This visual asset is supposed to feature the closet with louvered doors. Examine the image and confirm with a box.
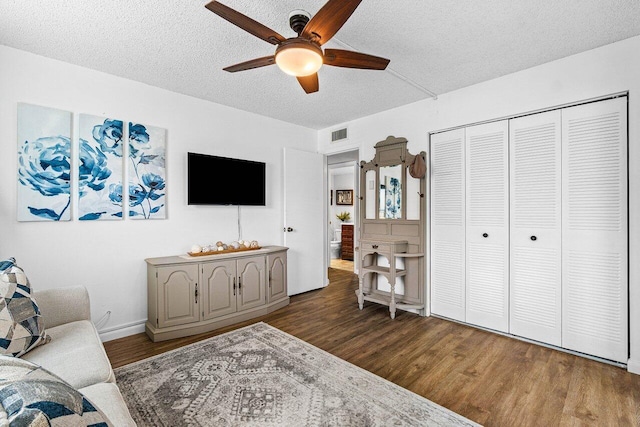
[510,97,628,362]
[430,128,466,322]
[509,110,562,346]
[465,121,510,332]
[561,98,628,363]
[430,96,629,363]
[430,120,510,333]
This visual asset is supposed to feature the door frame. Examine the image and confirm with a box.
[326,149,360,273]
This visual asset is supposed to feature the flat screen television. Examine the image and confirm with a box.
[188,152,266,206]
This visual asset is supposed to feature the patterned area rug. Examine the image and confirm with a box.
[115,322,480,426]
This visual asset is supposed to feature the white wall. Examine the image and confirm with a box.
[318,35,640,374]
[0,46,317,340]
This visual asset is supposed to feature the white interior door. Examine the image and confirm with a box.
[284,147,326,295]
[561,97,628,363]
[430,128,466,321]
[465,120,509,332]
[509,110,562,345]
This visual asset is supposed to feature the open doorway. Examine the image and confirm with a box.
[327,150,359,273]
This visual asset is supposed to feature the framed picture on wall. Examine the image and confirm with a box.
[336,189,353,205]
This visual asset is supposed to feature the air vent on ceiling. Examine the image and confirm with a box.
[331,127,348,143]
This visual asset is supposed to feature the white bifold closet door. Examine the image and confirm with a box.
[465,121,509,332]
[509,110,562,345]
[430,128,466,321]
[561,97,628,363]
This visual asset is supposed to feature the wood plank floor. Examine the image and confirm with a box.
[104,267,640,426]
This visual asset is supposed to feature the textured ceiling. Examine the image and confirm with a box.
[2,1,640,130]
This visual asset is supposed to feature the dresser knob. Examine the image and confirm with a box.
[531,235,537,241]
[482,233,488,238]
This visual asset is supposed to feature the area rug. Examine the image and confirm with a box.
[114,322,480,426]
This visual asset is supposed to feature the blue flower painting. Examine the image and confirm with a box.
[17,104,72,221]
[77,115,124,220]
[385,176,401,219]
[17,107,167,222]
[127,122,166,219]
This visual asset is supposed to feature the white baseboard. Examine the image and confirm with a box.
[627,358,640,375]
[98,320,146,343]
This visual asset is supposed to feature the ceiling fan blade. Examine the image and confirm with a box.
[223,56,276,73]
[323,49,390,70]
[297,73,319,94]
[301,0,362,45]
[205,1,285,45]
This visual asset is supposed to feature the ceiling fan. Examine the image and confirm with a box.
[204,0,390,94]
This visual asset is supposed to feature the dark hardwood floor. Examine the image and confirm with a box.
[104,267,640,426]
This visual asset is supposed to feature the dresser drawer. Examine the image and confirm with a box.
[361,242,390,253]
[360,240,407,254]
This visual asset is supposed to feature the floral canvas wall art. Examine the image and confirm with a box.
[77,115,124,220]
[16,105,167,222]
[17,103,72,222]
[127,122,166,219]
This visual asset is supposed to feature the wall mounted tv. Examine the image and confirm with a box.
[188,152,266,206]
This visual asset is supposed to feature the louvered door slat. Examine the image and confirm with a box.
[430,128,466,321]
[509,110,562,345]
[562,97,628,363]
[465,120,509,332]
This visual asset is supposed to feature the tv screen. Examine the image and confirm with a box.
[188,152,266,206]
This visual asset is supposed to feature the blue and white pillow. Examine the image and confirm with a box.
[0,258,50,357]
[0,355,112,426]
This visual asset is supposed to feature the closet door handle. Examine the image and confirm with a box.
[482,233,488,238]
[530,235,537,241]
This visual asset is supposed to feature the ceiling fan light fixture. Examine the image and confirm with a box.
[275,40,323,77]
[206,0,390,93]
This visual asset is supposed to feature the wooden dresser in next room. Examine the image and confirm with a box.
[341,224,354,260]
